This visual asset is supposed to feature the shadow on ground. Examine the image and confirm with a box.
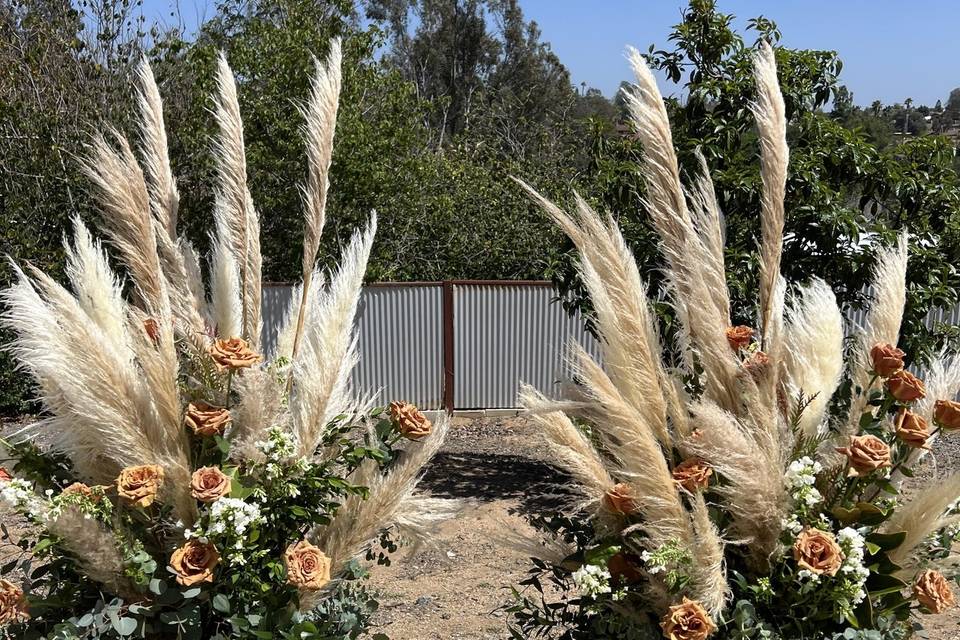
[417,450,576,513]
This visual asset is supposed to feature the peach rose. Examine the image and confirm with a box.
[603,482,639,516]
[184,402,232,438]
[887,369,925,403]
[143,318,160,343]
[895,408,930,449]
[0,468,11,482]
[914,569,956,614]
[116,464,164,508]
[190,467,231,503]
[934,399,960,431]
[743,350,771,382]
[0,579,29,626]
[389,401,432,440]
[284,540,332,590]
[170,540,220,587]
[725,325,754,351]
[870,342,905,377]
[836,434,891,477]
[673,459,713,493]
[659,597,717,640]
[208,337,261,371]
[793,527,843,577]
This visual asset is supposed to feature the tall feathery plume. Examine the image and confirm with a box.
[81,133,170,316]
[883,474,960,576]
[137,60,207,342]
[782,279,845,437]
[289,39,343,382]
[751,41,788,346]
[290,217,376,457]
[622,47,740,413]
[212,54,261,346]
[843,234,909,438]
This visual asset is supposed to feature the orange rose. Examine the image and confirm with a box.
[725,325,754,351]
[389,401,432,440]
[184,402,232,438]
[116,464,164,508]
[607,552,643,587]
[603,482,639,516]
[659,597,717,640]
[835,434,891,477]
[0,579,29,625]
[0,468,11,482]
[743,350,771,382]
[170,540,219,587]
[870,342,905,377]
[793,527,843,577]
[673,459,713,493]
[895,408,930,449]
[914,569,956,614]
[143,318,160,343]
[190,467,231,503]
[284,540,332,590]
[933,399,960,431]
[887,369,925,403]
[208,337,261,371]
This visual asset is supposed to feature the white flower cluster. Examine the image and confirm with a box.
[254,426,307,478]
[572,564,612,599]
[785,457,823,507]
[0,477,46,516]
[208,497,262,538]
[836,527,869,605]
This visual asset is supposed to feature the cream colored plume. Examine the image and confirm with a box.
[212,53,261,347]
[290,39,343,374]
[621,48,739,413]
[883,474,960,575]
[290,216,377,457]
[782,279,845,437]
[751,41,787,347]
[844,234,909,437]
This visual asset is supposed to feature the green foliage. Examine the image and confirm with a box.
[551,0,960,368]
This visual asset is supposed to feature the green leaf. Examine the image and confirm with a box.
[212,593,231,613]
[865,531,907,551]
[181,586,202,599]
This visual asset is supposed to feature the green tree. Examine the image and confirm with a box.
[553,0,960,365]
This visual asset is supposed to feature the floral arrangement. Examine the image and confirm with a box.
[0,40,454,639]
[509,42,960,640]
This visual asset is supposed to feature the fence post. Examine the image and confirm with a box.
[442,280,455,412]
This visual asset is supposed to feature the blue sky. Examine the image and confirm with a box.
[140,0,959,107]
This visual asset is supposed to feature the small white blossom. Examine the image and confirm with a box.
[572,564,612,598]
[208,497,262,538]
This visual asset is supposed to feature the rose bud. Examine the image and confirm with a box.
[835,434,891,477]
[169,540,220,587]
[184,402,232,438]
[743,350,771,382]
[725,325,754,351]
[886,369,925,403]
[0,468,11,482]
[143,318,160,343]
[870,342,905,377]
[934,399,960,431]
[603,482,639,516]
[659,597,717,640]
[895,408,930,449]
[388,401,433,440]
[793,527,843,577]
[190,467,231,503]
[116,464,164,508]
[914,569,956,614]
[284,540,332,590]
[208,337,262,372]
[607,552,643,587]
[672,458,713,493]
[0,579,30,625]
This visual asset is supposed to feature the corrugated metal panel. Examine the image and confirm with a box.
[453,283,601,409]
[261,284,444,409]
[354,285,444,409]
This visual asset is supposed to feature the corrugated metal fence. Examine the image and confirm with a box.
[264,282,960,411]
[262,281,600,410]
